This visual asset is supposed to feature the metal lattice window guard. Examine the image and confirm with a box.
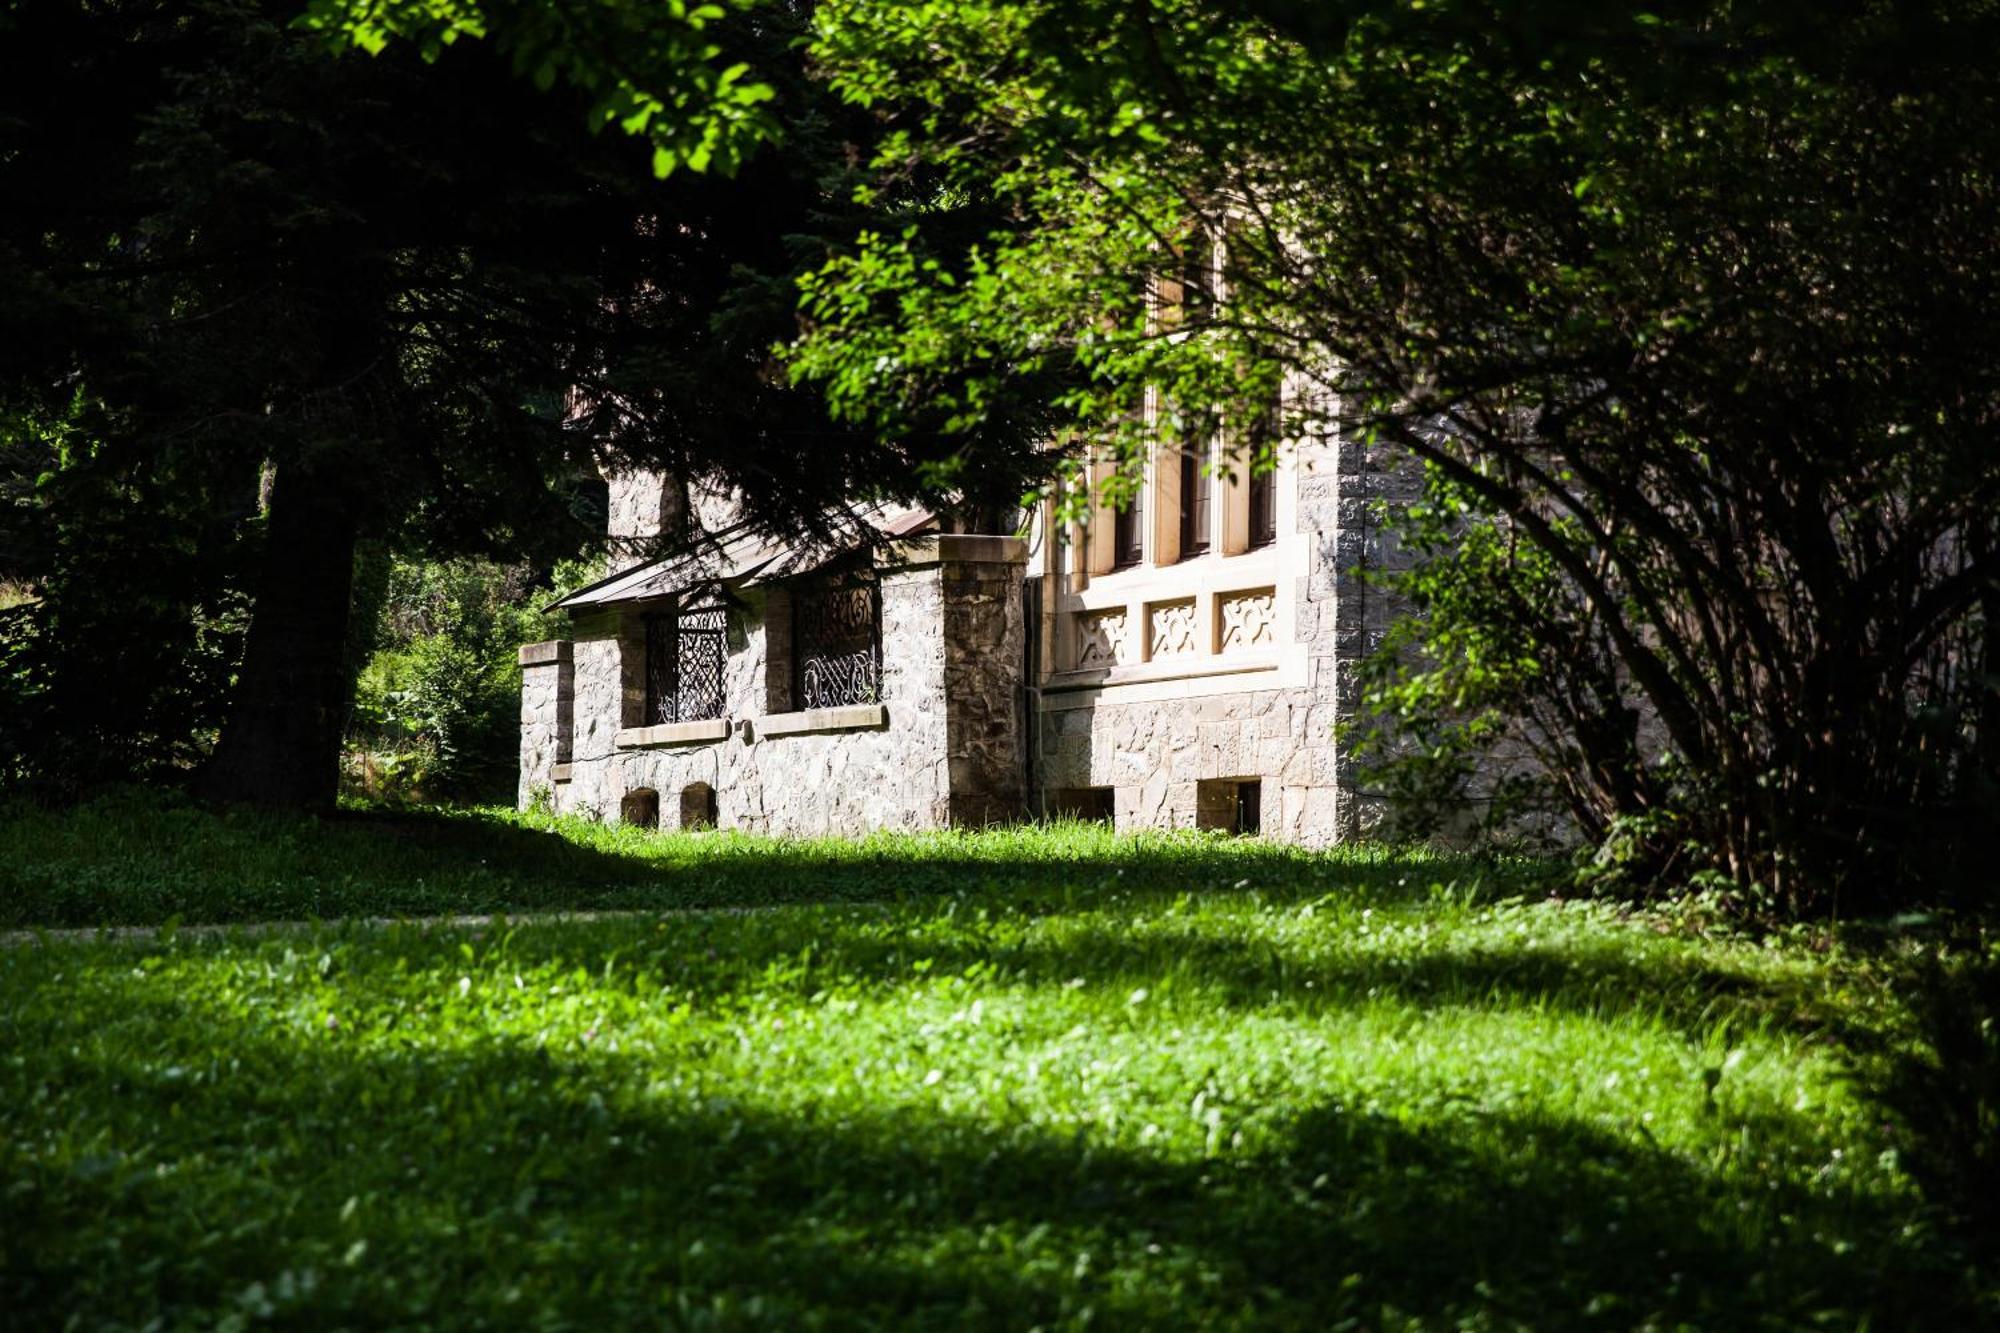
[645,598,729,724]
[792,574,881,710]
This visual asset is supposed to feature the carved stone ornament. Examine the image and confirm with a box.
[1149,599,1198,657]
[1218,589,1277,652]
[1076,609,1130,667]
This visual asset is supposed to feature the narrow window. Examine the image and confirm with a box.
[1196,778,1262,834]
[1153,225,1215,330]
[1246,396,1280,550]
[1180,227,1215,327]
[644,614,675,722]
[1179,435,1213,558]
[1112,482,1145,569]
[1051,787,1115,822]
[1247,470,1276,550]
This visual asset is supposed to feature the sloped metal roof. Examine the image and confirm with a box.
[550,504,936,611]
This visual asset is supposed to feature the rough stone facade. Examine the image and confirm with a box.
[523,426,1408,843]
[521,536,1026,836]
[516,639,573,805]
[1026,428,1404,846]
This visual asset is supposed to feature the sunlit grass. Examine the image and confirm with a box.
[0,799,1977,1328]
[0,790,1513,929]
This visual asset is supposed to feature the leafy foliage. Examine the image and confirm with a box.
[788,0,2000,913]
[343,556,595,803]
[298,0,779,177]
[0,396,256,793]
[0,0,1070,807]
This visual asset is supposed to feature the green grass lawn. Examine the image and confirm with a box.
[0,799,1983,1329]
[0,790,1452,930]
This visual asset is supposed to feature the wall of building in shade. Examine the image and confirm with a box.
[521,536,1029,837]
[520,425,1416,845]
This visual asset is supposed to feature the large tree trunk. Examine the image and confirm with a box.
[199,461,359,810]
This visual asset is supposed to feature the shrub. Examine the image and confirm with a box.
[1874,930,2000,1239]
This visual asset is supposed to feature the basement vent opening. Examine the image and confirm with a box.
[1049,787,1115,823]
[620,788,660,830]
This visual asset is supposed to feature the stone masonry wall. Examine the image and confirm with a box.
[1033,429,1411,846]
[525,435,1427,846]
[516,640,573,808]
[605,468,679,546]
[518,537,1029,836]
[941,539,1029,826]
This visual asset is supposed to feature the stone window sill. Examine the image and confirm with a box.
[551,762,574,783]
[1063,546,1281,612]
[1043,652,1282,694]
[755,703,888,737]
[615,718,733,749]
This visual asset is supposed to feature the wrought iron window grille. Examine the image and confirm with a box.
[644,596,729,725]
[792,574,882,710]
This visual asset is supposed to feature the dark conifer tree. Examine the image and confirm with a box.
[0,0,1054,807]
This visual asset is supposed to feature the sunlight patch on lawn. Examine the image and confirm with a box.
[0,856,1942,1329]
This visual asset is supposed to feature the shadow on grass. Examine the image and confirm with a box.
[3,983,1961,1331]
[732,917,1878,1051]
[0,794,1545,929]
[269,896,1869,1060]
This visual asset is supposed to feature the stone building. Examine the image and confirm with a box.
[517,401,1410,845]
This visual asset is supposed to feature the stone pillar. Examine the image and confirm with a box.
[876,557,952,828]
[937,535,1030,826]
[517,639,573,809]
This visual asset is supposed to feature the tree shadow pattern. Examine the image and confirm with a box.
[1,936,1967,1330]
[1,800,1541,928]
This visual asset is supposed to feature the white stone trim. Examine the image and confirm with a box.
[615,718,734,749]
[1039,647,1307,708]
[1058,546,1281,613]
[754,703,889,737]
[881,533,1029,568]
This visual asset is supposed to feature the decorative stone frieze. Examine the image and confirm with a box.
[1076,609,1130,667]
[1148,598,1198,658]
[1218,588,1277,652]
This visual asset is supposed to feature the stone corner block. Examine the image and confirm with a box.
[518,639,573,667]
[937,534,1029,566]
[876,533,1031,573]
[875,536,940,571]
